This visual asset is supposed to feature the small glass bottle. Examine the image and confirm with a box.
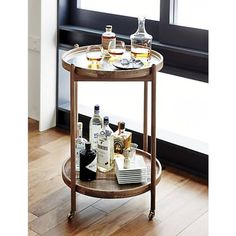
[80,142,97,181]
[89,105,102,151]
[97,116,114,172]
[75,122,87,172]
[113,121,132,154]
[102,25,116,53]
[130,16,153,62]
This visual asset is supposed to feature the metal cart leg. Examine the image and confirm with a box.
[149,64,157,221]
[68,64,77,220]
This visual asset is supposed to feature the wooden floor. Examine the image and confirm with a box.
[28,118,208,236]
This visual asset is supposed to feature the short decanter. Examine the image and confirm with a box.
[102,25,116,53]
[97,116,114,172]
[130,16,153,62]
[75,122,87,172]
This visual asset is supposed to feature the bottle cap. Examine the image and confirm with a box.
[94,104,100,111]
[104,116,109,125]
[119,121,125,130]
[85,142,91,150]
[106,25,112,31]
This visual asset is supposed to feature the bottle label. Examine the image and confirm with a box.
[124,132,132,149]
[102,36,116,50]
[85,155,97,173]
[91,125,101,150]
[75,140,85,171]
[97,137,111,169]
[114,137,125,154]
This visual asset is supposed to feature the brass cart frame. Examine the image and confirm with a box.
[61,45,163,220]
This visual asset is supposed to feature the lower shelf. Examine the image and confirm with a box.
[62,149,162,199]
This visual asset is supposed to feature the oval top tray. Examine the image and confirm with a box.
[61,45,163,81]
[62,149,162,199]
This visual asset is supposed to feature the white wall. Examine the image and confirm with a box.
[39,0,57,131]
[28,0,57,131]
[28,0,41,121]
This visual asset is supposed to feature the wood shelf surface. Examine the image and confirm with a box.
[62,149,162,199]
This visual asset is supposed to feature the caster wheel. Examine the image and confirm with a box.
[67,211,75,221]
[148,210,155,221]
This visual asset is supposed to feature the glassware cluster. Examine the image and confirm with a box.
[86,17,153,67]
[77,104,139,181]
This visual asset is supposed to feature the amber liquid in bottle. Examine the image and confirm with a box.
[113,122,132,154]
[102,25,116,51]
[131,47,150,59]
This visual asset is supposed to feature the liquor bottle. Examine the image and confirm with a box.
[80,142,97,181]
[130,16,152,62]
[75,122,87,172]
[102,25,116,53]
[89,105,102,151]
[113,121,132,154]
[97,116,114,172]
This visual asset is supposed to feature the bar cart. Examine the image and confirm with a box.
[61,45,163,220]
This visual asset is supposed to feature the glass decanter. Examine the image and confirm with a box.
[130,16,153,62]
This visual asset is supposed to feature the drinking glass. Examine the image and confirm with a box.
[86,45,104,68]
[108,40,126,61]
[130,143,138,164]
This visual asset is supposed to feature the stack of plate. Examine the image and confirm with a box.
[115,156,147,184]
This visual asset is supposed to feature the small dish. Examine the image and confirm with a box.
[112,58,144,70]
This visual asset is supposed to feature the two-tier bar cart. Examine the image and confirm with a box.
[61,45,163,220]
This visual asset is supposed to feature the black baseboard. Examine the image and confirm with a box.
[57,108,208,179]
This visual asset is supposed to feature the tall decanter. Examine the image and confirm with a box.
[130,16,152,62]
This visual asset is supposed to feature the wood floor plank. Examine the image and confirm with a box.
[110,228,130,236]
[28,229,39,236]
[115,179,207,236]
[29,186,71,217]
[77,192,150,236]
[76,169,190,236]
[92,197,131,213]
[29,173,65,207]
[111,213,161,236]
[41,206,106,236]
[28,147,50,162]
[30,194,100,235]
[142,182,208,236]
[28,212,38,223]
[29,128,67,152]
[28,144,70,206]
[152,179,208,221]
[28,118,39,132]
[41,135,70,153]
[177,212,208,236]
